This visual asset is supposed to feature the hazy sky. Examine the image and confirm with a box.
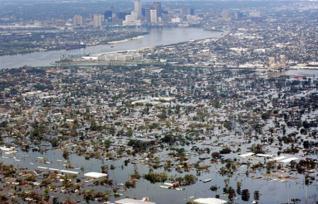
[0,0,289,2]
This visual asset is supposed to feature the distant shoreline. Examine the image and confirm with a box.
[0,27,221,69]
[107,35,145,45]
[0,32,148,57]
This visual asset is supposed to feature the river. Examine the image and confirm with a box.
[0,27,224,69]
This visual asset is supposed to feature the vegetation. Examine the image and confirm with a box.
[175,174,197,186]
[144,172,168,183]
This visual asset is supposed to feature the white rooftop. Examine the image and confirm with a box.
[270,156,286,161]
[115,198,156,204]
[239,152,254,158]
[37,166,79,175]
[193,198,227,204]
[280,157,298,163]
[0,146,15,152]
[84,172,107,179]
[256,153,273,158]
[60,169,79,175]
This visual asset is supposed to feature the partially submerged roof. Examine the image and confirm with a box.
[239,152,254,158]
[115,198,156,204]
[0,146,15,152]
[256,153,273,158]
[270,156,286,161]
[84,172,107,179]
[60,169,79,175]
[37,166,79,175]
[280,157,298,163]
[193,198,227,204]
[269,156,298,163]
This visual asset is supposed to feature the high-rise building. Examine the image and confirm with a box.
[73,15,83,27]
[152,2,162,17]
[117,12,129,20]
[142,8,146,18]
[189,8,195,15]
[104,10,113,22]
[150,9,158,24]
[123,0,142,26]
[182,7,193,16]
[144,7,151,23]
[92,14,104,28]
[134,0,142,20]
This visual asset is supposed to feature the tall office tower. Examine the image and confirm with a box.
[144,7,151,23]
[73,15,83,27]
[92,14,104,28]
[153,2,162,17]
[142,8,146,18]
[117,12,129,20]
[134,0,142,20]
[150,9,158,24]
[189,8,195,15]
[104,10,113,22]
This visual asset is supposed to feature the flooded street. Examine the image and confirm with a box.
[1,68,317,204]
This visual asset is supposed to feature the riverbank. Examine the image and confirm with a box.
[0,27,223,69]
[0,31,149,57]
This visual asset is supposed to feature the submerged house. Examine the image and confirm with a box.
[115,198,156,204]
[190,197,227,204]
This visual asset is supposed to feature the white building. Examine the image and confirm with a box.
[97,51,143,64]
[150,9,158,24]
[134,0,142,19]
[171,17,181,24]
[123,12,142,26]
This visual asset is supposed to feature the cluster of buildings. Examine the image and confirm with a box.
[139,8,318,71]
[123,0,162,26]
[0,63,317,203]
[73,14,105,28]
[76,50,145,65]
[71,0,200,28]
[0,0,317,203]
[72,0,160,28]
